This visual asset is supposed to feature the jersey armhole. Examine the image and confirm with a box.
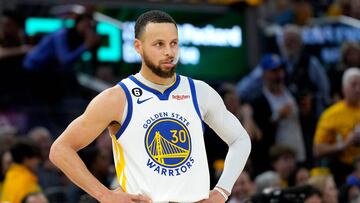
[115,82,133,139]
[188,78,205,132]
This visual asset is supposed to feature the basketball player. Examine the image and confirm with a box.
[49,10,251,203]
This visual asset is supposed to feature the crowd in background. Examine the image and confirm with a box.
[0,0,360,203]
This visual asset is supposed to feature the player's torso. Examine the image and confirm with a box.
[112,75,210,202]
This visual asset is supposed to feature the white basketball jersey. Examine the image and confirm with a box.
[111,74,210,202]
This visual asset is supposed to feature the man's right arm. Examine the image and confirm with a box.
[313,111,359,158]
[49,86,151,203]
[313,112,339,158]
[314,133,360,157]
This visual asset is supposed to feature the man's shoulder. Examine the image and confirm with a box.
[321,101,347,118]
[93,85,125,105]
[104,85,125,97]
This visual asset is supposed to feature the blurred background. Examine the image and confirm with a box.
[0,0,360,203]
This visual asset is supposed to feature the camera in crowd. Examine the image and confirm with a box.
[246,185,321,203]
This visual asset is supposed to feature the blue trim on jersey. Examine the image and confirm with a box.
[116,82,133,139]
[129,74,181,100]
[188,78,205,132]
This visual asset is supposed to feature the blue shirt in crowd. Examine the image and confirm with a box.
[23,29,87,71]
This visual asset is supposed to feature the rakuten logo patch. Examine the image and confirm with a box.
[172,95,190,100]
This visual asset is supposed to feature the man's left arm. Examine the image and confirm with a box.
[195,81,251,199]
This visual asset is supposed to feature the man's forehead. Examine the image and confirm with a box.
[351,76,360,82]
[142,22,178,38]
[145,22,176,28]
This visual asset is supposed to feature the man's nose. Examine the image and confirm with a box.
[164,45,175,57]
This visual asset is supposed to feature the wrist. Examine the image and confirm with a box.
[214,186,229,201]
[97,188,113,202]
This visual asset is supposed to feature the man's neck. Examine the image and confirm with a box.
[345,99,360,108]
[140,66,175,85]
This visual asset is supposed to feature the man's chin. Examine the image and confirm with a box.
[160,68,176,78]
[149,67,176,79]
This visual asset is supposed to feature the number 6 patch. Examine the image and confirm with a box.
[131,88,143,97]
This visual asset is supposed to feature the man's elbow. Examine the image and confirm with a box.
[244,135,252,155]
[49,141,63,166]
[232,134,252,155]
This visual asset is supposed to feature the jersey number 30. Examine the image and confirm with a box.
[170,130,187,143]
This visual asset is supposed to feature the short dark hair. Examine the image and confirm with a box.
[270,144,296,163]
[134,10,177,39]
[10,138,41,164]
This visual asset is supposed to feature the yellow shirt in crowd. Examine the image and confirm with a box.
[1,163,41,203]
[314,101,360,165]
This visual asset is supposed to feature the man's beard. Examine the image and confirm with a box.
[143,52,176,78]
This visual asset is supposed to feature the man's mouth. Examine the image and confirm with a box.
[161,59,176,67]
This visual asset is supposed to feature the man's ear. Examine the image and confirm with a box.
[134,39,142,55]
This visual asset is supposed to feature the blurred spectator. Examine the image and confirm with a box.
[293,0,313,25]
[21,192,49,203]
[0,10,31,105]
[248,184,322,203]
[66,146,111,203]
[0,150,12,198]
[298,90,317,167]
[249,54,305,175]
[228,169,255,203]
[339,183,360,203]
[278,24,331,118]
[350,0,360,20]
[339,42,360,72]
[313,67,360,186]
[0,10,29,59]
[238,24,331,118]
[23,12,100,102]
[347,156,360,188]
[23,13,99,71]
[218,83,262,141]
[302,186,322,203]
[258,0,295,26]
[259,0,311,26]
[254,170,281,194]
[1,138,42,203]
[95,129,113,160]
[28,127,52,159]
[329,42,360,101]
[291,166,311,187]
[307,175,338,203]
[0,150,12,179]
[0,115,17,151]
[270,144,297,188]
[205,83,260,186]
[327,0,351,17]
[28,127,64,189]
[236,62,263,103]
